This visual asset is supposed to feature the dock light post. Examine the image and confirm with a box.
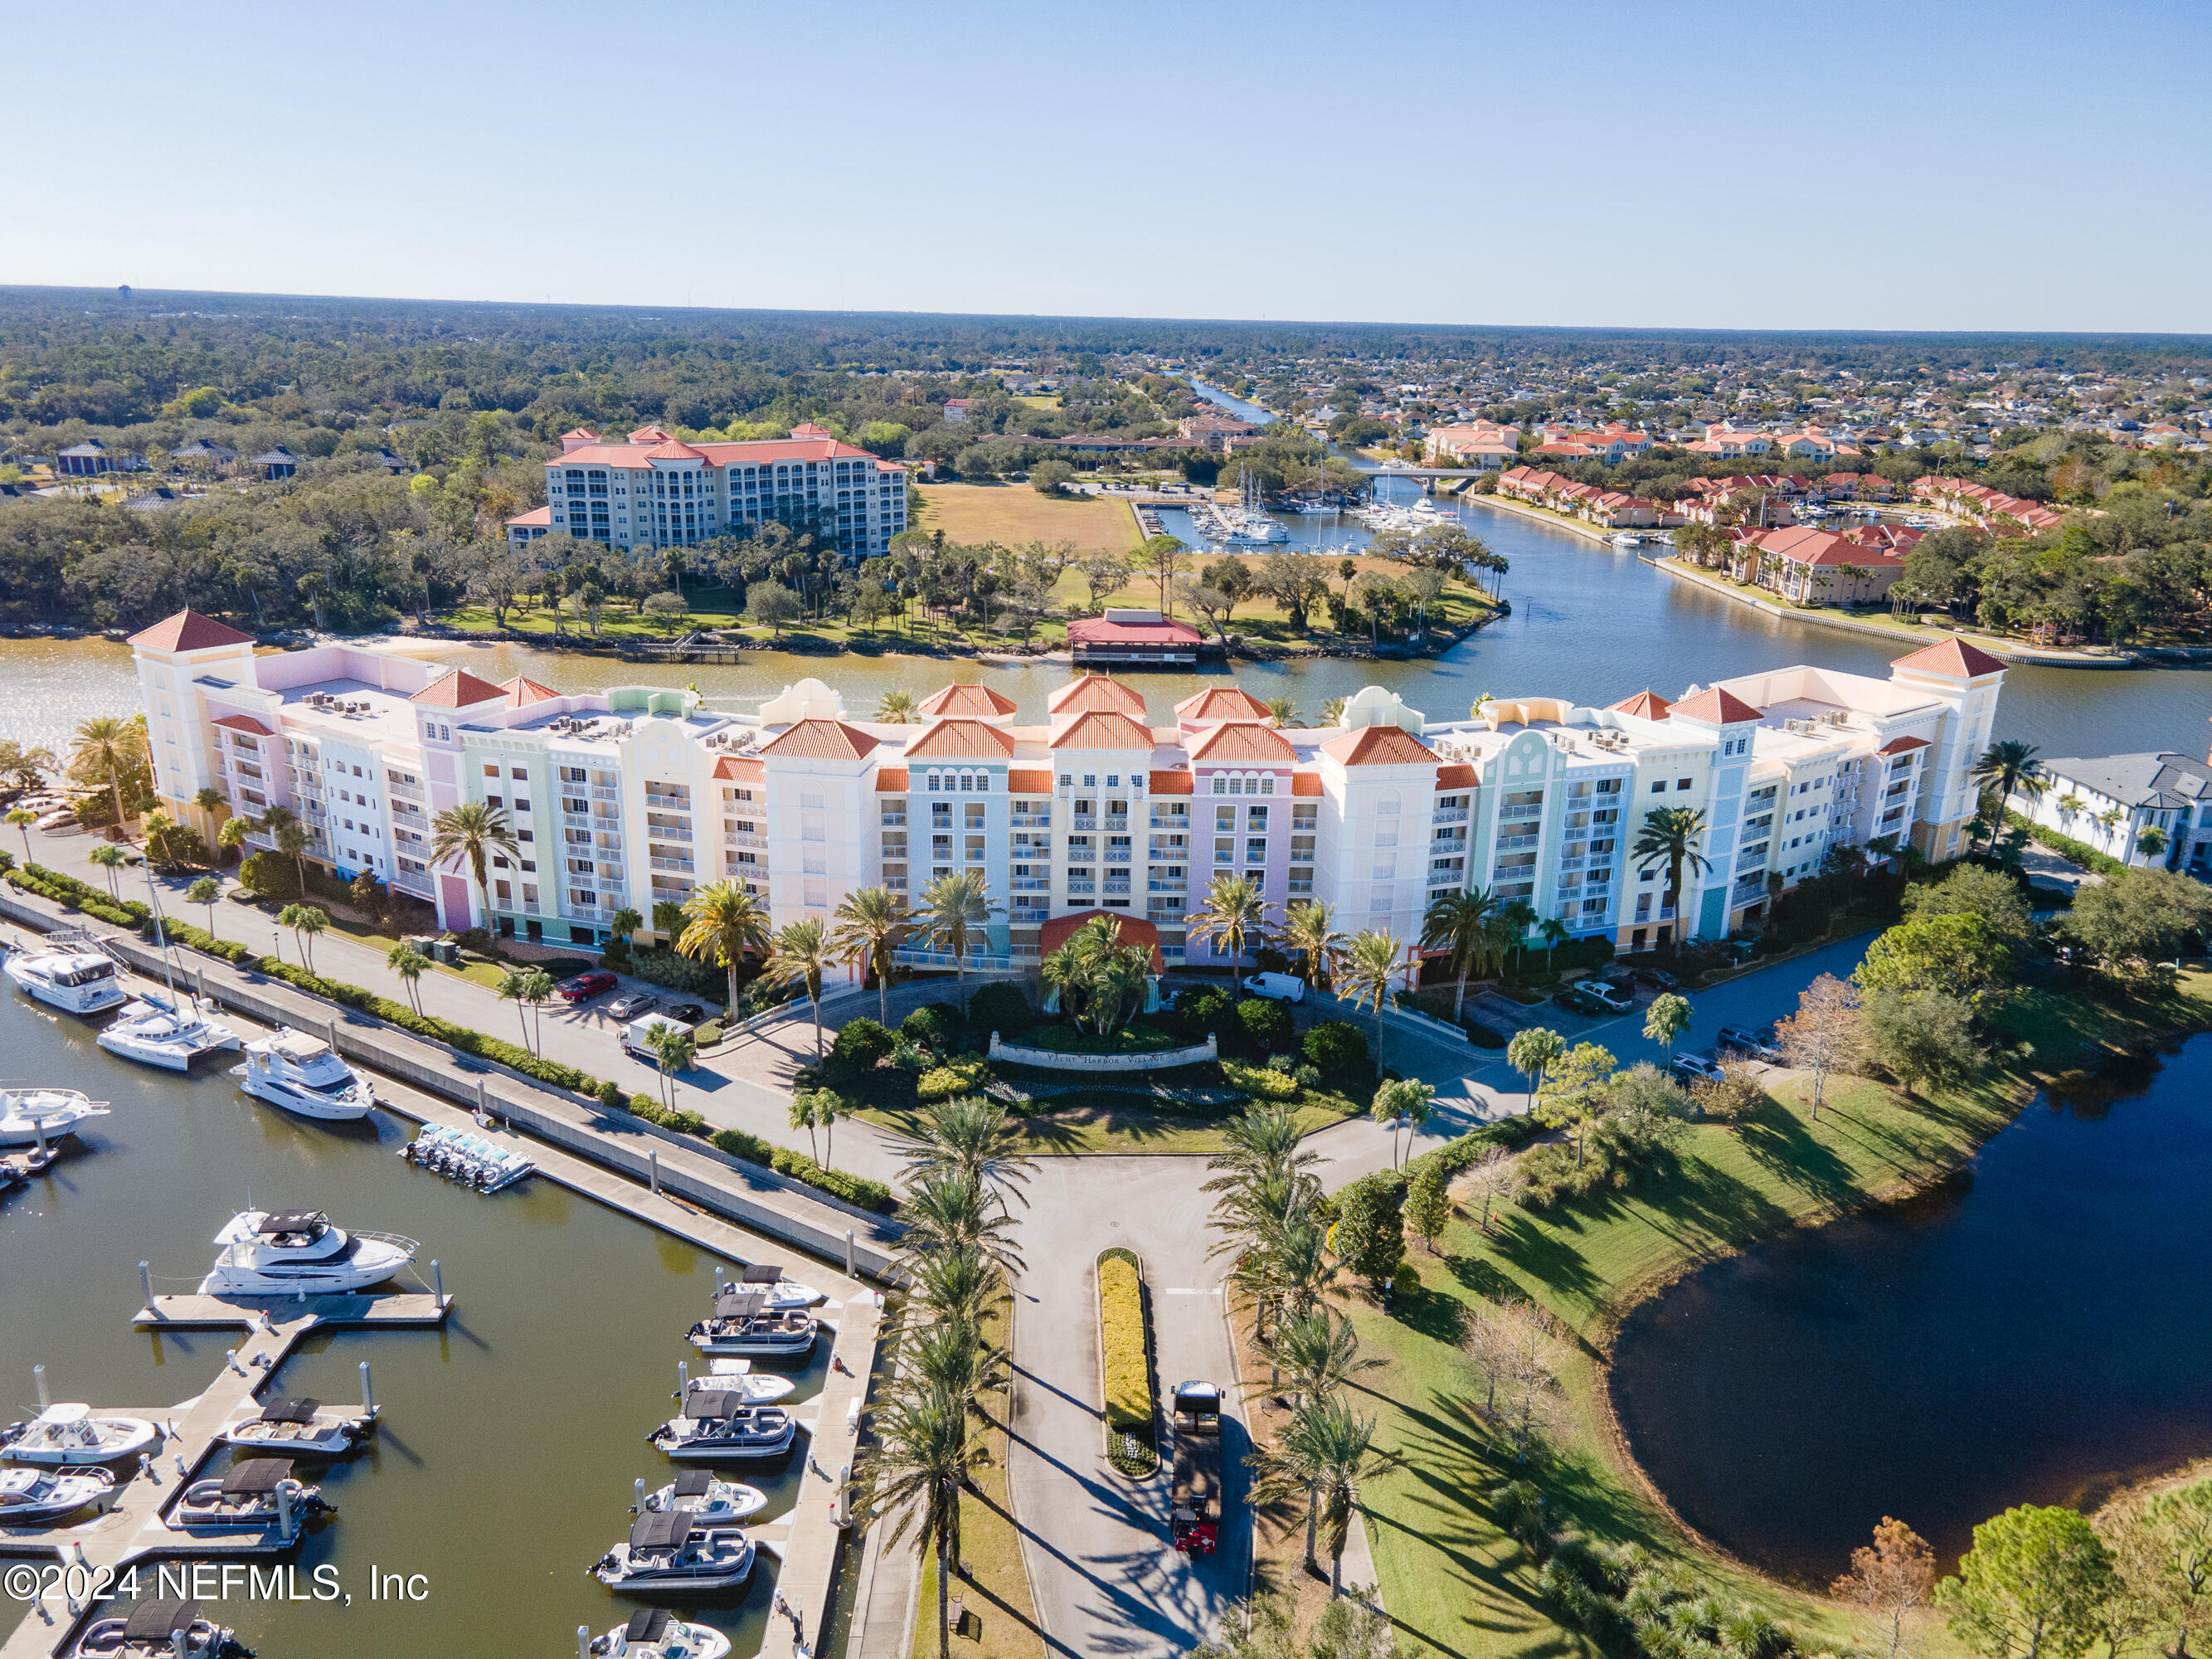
[34,1365,49,1410]
[33,1113,46,1159]
[359,1361,373,1415]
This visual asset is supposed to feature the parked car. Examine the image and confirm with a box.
[1717,1024,1781,1063]
[557,970,617,1004]
[607,991,659,1022]
[665,1002,707,1025]
[1671,1053,1726,1085]
[1636,966,1680,991]
[1242,972,1306,1003]
[1581,979,1635,1014]
[1553,985,1606,1017]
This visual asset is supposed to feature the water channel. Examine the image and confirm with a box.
[0,989,811,1656]
[1607,1032,2212,1585]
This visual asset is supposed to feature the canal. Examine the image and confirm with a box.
[0,989,814,1656]
[1607,1032,2212,1585]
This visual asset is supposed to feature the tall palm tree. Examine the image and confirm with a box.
[831,884,908,1028]
[1539,917,1570,971]
[1282,1396,1402,1596]
[5,806,35,865]
[429,800,518,928]
[678,880,772,1013]
[258,805,312,898]
[1320,696,1348,727]
[763,917,835,1058]
[1339,930,1403,1068]
[1420,887,1496,1023]
[1971,740,2047,845]
[608,906,644,945]
[897,1170,1026,1277]
[1263,696,1298,728]
[876,689,916,723]
[1259,1309,1383,1412]
[903,1241,1003,1329]
[853,1379,989,1659]
[1192,872,1270,985]
[386,941,428,1014]
[916,870,999,1019]
[522,968,556,1053]
[1505,1026,1564,1117]
[72,715,140,833]
[497,968,535,1052]
[1280,899,1346,995]
[1631,806,1711,956]
[187,876,221,941]
[2055,791,2085,832]
[216,815,251,866]
[88,843,124,899]
[888,1095,1036,1205]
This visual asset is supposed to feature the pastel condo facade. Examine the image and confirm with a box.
[129,611,2003,961]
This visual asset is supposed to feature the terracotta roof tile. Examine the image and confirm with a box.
[211,714,273,737]
[904,718,1016,761]
[1048,711,1154,752]
[1008,769,1055,793]
[1048,675,1148,718]
[876,767,909,791]
[1149,770,1194,795]
[500,674,562,708]
[1611,689,1673,719]
[1038,908,1164,972]
[1291,772,1323,796]
[1890,637,2007,679]
[1319,726,1438,766]
[1435,763,1475,789]
[1174,687,1272,721]
[128,608,255,653]
[917,683,1018,718]
[410,669,508,708]
[713,755,764,783]
[759,718,881,761]
[1670,686,1764,725]
[1189,722,1298,765]
[1877,736,1930,756]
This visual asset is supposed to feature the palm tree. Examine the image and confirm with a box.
[876,689,916,723]
[192,785,226,829]
[187,876,221,939]
[1320,696,1348,727]
[608,907,644,946]
[386,942,428,1014]
[888,1096,1036,1206]
[648,1020,696,1112]
[790,1087,830,1163]
[1339,930,1402,1068]
[1971,740,2048,834]
[1420,887,1496,1023]
[1632,806,1711,956]
[906,1320,1005,1424]
[2135,824,2171,864]
[72,715,139,833]
[1293,1396,1401,1596]
[5,806,35,865]
[522,968,556,1053]
[1191,872,1271,985]
[261,807,311,898]
[763,917,835,1058]
[1263,696,1298,728]
[1280,899,1346,995]
[497,968,535,1052]
[903,1241,1003,1328]
[897,1171,1026,1276]
[1505,1026,1564,1117]
[428,800,519,930]
[1538,917,1570,972]
[831,884,908,1028]
[216,815,251,866]
[1643,992,1692,1059]
[1259,1308,1383,1412]
[2055,791,2085,832]
[915,871,999,1019]
[853,1380,989,1659]
[678,880,772,1013]
[88,842,124,899]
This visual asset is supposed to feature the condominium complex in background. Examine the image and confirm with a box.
[129,610,2004,969]
[503,423,909,555]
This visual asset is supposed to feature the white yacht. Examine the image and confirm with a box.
[592,1515,755,1593]
[97,995,241,1071]
[685,1358,794,1408]
[172,1457,328,1531]
[716,1263,824,1311]
[70,1599,240,1659]
[685,1292,818,1360]
[3,945,126,1016]
[0,1465,113,1525]
[641,1469,767,1525]
[0,1088,111,1147]
[586,1608,732,1659]
[649,1397,796,1462]
[231,1028,374,1121]
[0,1404,160,1467]
[198,1209,418,1297]
[217,1395,377,1457]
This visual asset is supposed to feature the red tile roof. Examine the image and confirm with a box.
[1048,711,1155,752]
[500,675,562,708]
[1890,637,2007,679]
[560,427,599,442]
[875,767,909,792]
[1048,675,1148,718]
[1066,615,1205,645]
[1008,769,1055,793]
[1291,772,1323,796]
[1189,722,1298,765]
[1174,687,1272,722]
[1319,726,1438,766]
[505,505,553,527]
[1149,770,1194,795]
[552,432,883,470]
[904,718,1017,761]
[1670,687,1764,726]
[917,683,1018,718]
[1611,689,1673,720]
[713,755,764,784]
[1037,908,1164,972]
[410,669,508,708]
[1754,526,1900,568]
[759,718,881,760]
[129,608,255,653]
[1876,737,1930,756]
[1435,763,1476,789]
[211,713,273,737]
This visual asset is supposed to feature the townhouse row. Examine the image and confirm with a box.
[129,610,2005,969]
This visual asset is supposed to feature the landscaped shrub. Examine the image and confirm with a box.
[828,1016,895,1076]
[597,1079,625,1111]
[1234,995,1294,1054]
[965,981,1033,1039]
[620,945,724,1001]
[1096,1247,1155,1474]
[692,1019,724,1046]
[901,1003,962,1053]
[152,917,256,965]
[1465,1020,1508,1049]
[2007,810,2131,878]
[1402,1114,1544,1190]
[8,865,143,928]
[236,850,300,900]
[1219,1058,1300,1101]
[1302,1019,1369,1076]
[1172,984,1232,1039]
[1333,1171,1407,1290]
[916,1058,990,1101]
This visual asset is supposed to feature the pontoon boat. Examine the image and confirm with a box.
[172,1457,327,1531]
[684,1292,817,1360]
[217,1396,377,1458]
[649,1396,796,1462]
[585,1608,732,1659]
[591,1514,755,1593]
[70,1599,242,1657]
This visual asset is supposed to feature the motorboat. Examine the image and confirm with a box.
[0,1404,160,1467]
[649,1396,796,1462]
[685,1358,795,1408]
[231,1028,374,1121]
[197,1209,418,1297]
[0,1465,112,1525]
[97,995,240,1071]
[1610,533,1641,548]
[591,1514,755,1593]
[0,1087,111,1147]
[172,1457,328,1531]
[217,1396,377,1458]
[684,1292,818,1360]
[641,1469,767,1525]
[3,945,126,1015]
[400,1123,535,1192]
[714,1262,824,1311]
[586,1608,732,1659]
[70,1599,242,1658]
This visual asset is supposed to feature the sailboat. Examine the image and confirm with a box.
[96,868,238,1070]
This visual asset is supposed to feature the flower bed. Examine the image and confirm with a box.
[1096,1247,1157,1477]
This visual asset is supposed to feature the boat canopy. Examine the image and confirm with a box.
[221,1459,293,1494]
[259,1210,324,1236]
[738,1265,785,1284]
[123,1601,200,1641]
[683,1391,742,1419]
[626,1609,673,1641]
[712,1291,769,1320]
[258,1398,320,1423]
[673,1470,716,1497]
[630,1511,693,1551]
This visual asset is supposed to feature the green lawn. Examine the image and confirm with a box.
[853,1086,1361,1156]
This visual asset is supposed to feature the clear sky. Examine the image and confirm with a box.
[12,0,2208,333]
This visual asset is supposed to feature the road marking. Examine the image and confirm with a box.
[1160,1287,1222,1296]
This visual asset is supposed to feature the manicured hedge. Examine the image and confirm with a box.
[1403,1113,1546,1188]
[708,1126,894,1214]
[1096,1247,1156,1476]
[2006,810,2131,878]
[11,864,146,928]
[1218,1058,1300,1101]
[916,1058,990,1101]
[149,918,257,965]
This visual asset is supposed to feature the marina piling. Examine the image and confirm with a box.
[431,1259,443,1303]
[360,1360,372,1414]
[845,1230,854,1277]
[634,1477,645,1512]
[678,1361,688,1394]
[32,1365,47,1410]
[139,1262,152,1306]
[649,1150,659,1194]
[578,1628,592,1659]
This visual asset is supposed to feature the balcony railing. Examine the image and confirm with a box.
[1104,880,1131,897]
[391,869,435,898]
[1009,878,1050,892]
[1071,815,1097,830]
[1148,815,1185,830]
[1432,806,1469,823]
[881,813,907,827]
[1103,816,1128,831]
[727,831,767,849]
[591,786,620,801]
[894,946,1014,971]
[1501,805,1544,821]
[1428,871,1462,888]
[650,856,695,873]
[1286,879,1314,896]
[1010,813,1050,828]
[646,824,692,842]
[1496,833,1539,850]
[1148,878,1186,893]
[1066,880,1096,896]
[1105,849,1131,863]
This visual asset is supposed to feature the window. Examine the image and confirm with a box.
[1212,776,1226,795]
[1650,781,1665,794]
[484,764,499,778]
[1677,777,1693,791]
[511,766,527,780]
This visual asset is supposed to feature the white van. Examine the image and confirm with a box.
[622,1011,695,1061]
[1242,972,1306,1004]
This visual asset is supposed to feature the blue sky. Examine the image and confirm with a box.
[12,0,2208,333]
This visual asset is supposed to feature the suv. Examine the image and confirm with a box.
[1671,1053,1726,1085]
[557,970,617,1004]
[1581,979,1635,1014]
[1717,1024,1781,1063]
[1553,985,1607,1017]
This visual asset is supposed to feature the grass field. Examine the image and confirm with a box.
[912,483,1142,556]
[853,1087,1361,1156]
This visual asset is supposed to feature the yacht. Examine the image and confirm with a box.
[3,944,126,1016]
[686,1358,795,1408]
[0,1404,160,1467]
[97,995,241,1071]
[586,1608,732,1659]
[0,1465,113,1525]
[70,1600,241,1658]
[591,1514,755,1593]
[0,1088,111,1147]
[649,1397,797,1462]
[685,1292,818,1360]
[716,1263,824,1311]
[1610,532,1642,549]
[231,1028,375,1121]
[218,1395,377,1458]
[172,1457,328,1531]
[400,1123,535,1192]
[641,1469,767,1525]
[198,1209,418,1297]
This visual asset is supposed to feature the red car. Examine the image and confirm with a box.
[557,970,617,1004]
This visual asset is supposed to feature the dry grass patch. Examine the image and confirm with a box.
[912,484,1140,555]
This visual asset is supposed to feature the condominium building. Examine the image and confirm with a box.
[505,423,908,556]
[129,611,2004,963]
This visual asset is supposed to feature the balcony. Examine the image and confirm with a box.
[562,811,595,829]
[881,813,907,827]
[645,793,691,811]
[1148,815,1185,830]
[1010,813,1050,828]
[1286,879,1314,896]
[966,849,986,864]
[591,786,620,801]
[391,869,435,898]
[231,761,264,781]
[1147,878,1186,893]
[1558,856,1586,871]
[1066,880,1096,896]
[1432,805,1470,824]
[1501,805,1544,821]
[885,878,907,893]
[1071,815,1097,831]
[728,831,768,849]
[1245,850,1266,864]
[1105,849,1132,864]
[646,824,692,843]
[1213,852,1233,865]
[1496,833,1539,851]
[1428,871,1463,888]
[1009,878,1050,892]
[1104,816,1128,831]
[1104,880,1132,897]
[387,778,425,803]
[650,856,695,874]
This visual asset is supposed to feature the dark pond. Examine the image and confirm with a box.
[1607,1032,2212,1584]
